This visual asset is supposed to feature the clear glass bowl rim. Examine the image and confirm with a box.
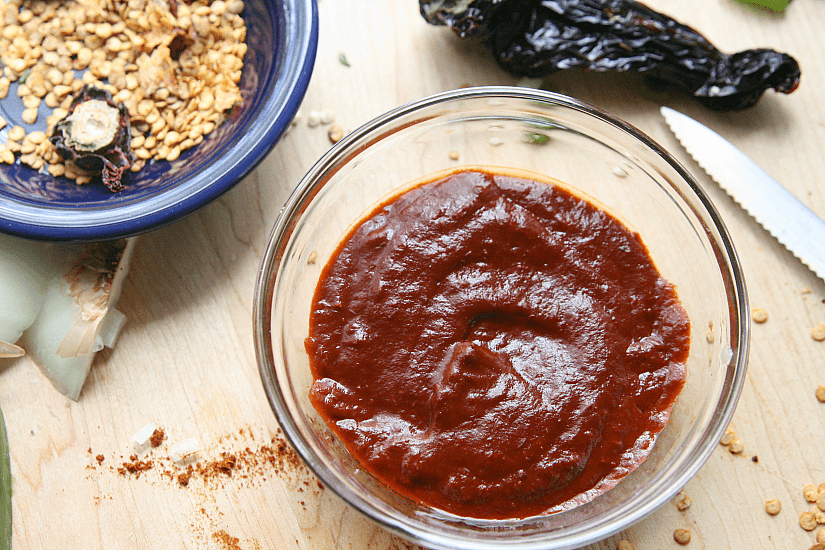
[253,86,750,550]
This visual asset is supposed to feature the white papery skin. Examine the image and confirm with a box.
[0,234,134,399]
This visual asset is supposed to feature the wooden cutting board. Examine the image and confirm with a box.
[2,0,825,548]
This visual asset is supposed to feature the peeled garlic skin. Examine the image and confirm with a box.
[0,235,53,345]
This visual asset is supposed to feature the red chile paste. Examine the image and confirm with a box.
[306,168,689,519]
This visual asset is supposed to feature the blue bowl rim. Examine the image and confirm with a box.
[0,0,319,242]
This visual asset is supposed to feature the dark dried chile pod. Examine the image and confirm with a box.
[420,0,800,110]
[50,85,136,192]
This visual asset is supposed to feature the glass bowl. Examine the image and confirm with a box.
[0,0,318,242]
[254,87,749,550]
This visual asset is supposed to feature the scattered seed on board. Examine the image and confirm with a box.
[729,438,744,454]
[449,150,459,160]
[489,137,504,146]
[617,540,634,550]
[720,428,736,446]
[612,165,628,178]
[801,511,818,531]
[812,324,825,342]
[752,308,768,323]
[673,528,691,545]
[307,111,321,127]
[307,251,318,265]
[328,125,343,144]
[765,499,781,515]
[817,386,825,403]
[804,484,819,503]
[320,109,335,124]
[676,494,692,511]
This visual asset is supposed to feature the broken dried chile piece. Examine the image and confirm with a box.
[163,0,199,60]
[168,29,195,61]
[420,0,801,110]
[50,85,136,192]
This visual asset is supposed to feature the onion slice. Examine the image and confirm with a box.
[0,235,52,346]
[0,234,137,400]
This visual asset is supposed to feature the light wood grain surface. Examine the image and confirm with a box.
[2,0,825,548]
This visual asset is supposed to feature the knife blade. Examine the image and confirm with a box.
[661,106,825,283]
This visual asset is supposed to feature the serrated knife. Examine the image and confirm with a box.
[661,106,825,283]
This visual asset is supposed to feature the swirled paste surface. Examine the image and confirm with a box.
[307,168,689,519]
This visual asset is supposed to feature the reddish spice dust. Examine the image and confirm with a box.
[149,428,166,448]
[88,428,315,550]
[212,530,242,550]
[210,453,238,476]
[177,466,193,487]
[167,439,306,486]
[118,454,153,478]
[94,429,312,489]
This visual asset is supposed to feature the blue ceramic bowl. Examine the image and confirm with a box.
[0,0,318,242]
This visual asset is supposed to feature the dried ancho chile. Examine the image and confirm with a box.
[50,85,136,192]
[420,0,801,110]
